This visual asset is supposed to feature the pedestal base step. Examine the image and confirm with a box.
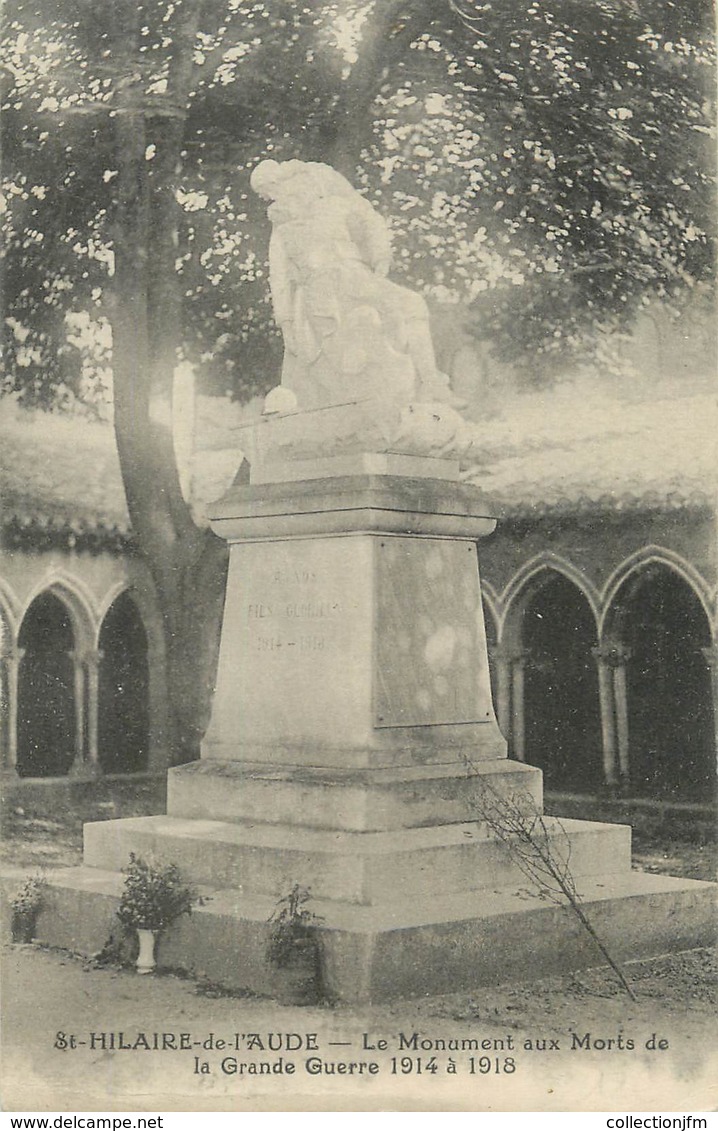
[168,758,543,832]
[12,866,716,1004]
[83,813,631,904]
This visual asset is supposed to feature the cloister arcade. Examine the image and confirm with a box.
[1,544,715,802]
[0,572,162,779]
[482,545,716,801]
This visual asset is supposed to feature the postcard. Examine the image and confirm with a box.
[1,0,715,1114]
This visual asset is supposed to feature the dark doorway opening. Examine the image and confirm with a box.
[616,568,715,801]
[17,593,76,777]
[522,573,602,790]
[99,592,149,774]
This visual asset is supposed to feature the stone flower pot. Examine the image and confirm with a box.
[135,928,158,974]
[271,939,321,1006]
[11,910,37,944]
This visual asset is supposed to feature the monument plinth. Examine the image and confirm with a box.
[26,159,716,1002]
[34,452,716,1002]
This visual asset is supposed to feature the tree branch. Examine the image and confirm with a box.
[463,758,637,999]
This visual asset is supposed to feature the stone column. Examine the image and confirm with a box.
[1,645,23,776]
[487,644,529,759]
[593,645,617,786]
[491,643,514,742]
[510,651,528,763]
[84,649,102,774]
[69,650,88,777]
[593,643,631,788]
[611,646,632,783]
[701,643,718,746]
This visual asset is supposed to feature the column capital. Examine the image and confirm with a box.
[701,644,718,668]
[1,645,25,666]
[592,642,631,668]
[70,648,103,667]
[491,643,529,666]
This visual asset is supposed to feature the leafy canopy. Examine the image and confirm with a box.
[2,0,715,411]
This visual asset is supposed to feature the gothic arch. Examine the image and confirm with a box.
[501,554,601,646]
[97,576,167,771]
[97,578,165,661]
[600,554,715,800]
[17,591,78,777]
[21,571,98,655]
[98,590,150,774]
[601,546,714,640]
[97,579,134,629]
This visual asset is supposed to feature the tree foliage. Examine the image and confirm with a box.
[2,0,715,410]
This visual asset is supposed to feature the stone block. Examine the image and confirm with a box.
[167,758,544,831]
[82,814,631,905]
[204,529,505,765]
[24,867,717,1004]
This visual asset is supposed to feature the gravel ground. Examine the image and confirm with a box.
[1,800,716,1112]
[2,939,716,1112]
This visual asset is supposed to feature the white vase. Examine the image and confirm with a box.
[136,928,158,974]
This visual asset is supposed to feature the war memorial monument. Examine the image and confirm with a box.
[34,160,716,1003]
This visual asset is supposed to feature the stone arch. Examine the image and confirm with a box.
[98,590,150,774]
[601,546,714,640]
[98,576,168,772]
[602,559,715,800]
[22,571,98,656]
[501,553,601,646]
[96,579,135,643]
[102,578,165,663]
[17,591,78,777]
[501,561,603,790]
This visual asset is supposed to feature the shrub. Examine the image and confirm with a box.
[266,884,321,968]
[117,853,196,933]
[10,874,46,917]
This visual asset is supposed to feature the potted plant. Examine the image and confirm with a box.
[9,874,46,943]
[117,854,196,974]
[266,884,322,1005]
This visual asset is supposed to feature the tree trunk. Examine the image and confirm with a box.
[109,0,227,765]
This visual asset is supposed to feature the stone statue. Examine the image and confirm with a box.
[251,158,458,411]
[249,158,470,463]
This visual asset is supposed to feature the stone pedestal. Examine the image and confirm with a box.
[203,465,505,767]
[26,458,717,1002]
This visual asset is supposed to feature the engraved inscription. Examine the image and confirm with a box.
[254,634,325,653]
[284,601,339,619]
[272,568,317,584]
[247,565,339,655]
[232,536,371,745]
[248,604,274,619]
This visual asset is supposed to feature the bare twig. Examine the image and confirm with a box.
[464,757,636,999]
